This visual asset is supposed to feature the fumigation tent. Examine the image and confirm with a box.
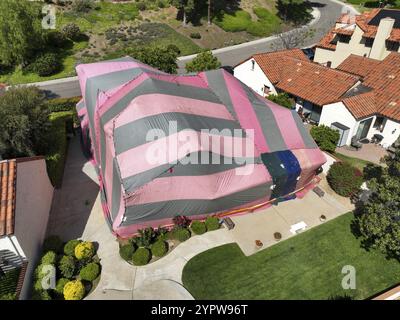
[76,57,326,237]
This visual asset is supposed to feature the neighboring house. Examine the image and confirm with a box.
[314,8,400,68]
[0,157,54,299]
[234,48,400,148]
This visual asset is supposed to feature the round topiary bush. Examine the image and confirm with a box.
[64,239,81,256]
[151,240,168,257]
[79,262,100,281]
[190,220,207,235]
[327,162,363,197]
[119,244,136,262]
[132,247,151,266]
[61,23,81,40]
[30,53,62,77]
[40,251,57,265]
[205,216,220,231]
[63,280,85,300]
[55,278,69,296]
[43,235,64,253]
[173,228,191,242]
[74,241,95,260]
[59,255,76,279]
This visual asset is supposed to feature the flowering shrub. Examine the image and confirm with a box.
[74,241,95,260]
[63,280,85,300]
[173,215,191,228]
[64,239,81,256]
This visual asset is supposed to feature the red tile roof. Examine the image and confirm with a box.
[252,48,309,83]
[343,92,376,119]
[337,54,381,78]
[0,159,17,236]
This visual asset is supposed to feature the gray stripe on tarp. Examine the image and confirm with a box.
[121,151,258,193]
[291,110,318,149]
[114,112,242,154]
[111,158,123,220]
[240,84,288,152]
[121,182,271,225]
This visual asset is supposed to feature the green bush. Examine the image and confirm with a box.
[64,239,82,256]
[43,235,64,253]
[40,251,57,265]
[205,216,220,231]
[119,244,136,261]
[133,227,157,248]
[310,125,340,153]
[29,53,62,77]
[267,93,294,109]
[79,262,100,281]
[171,227,191,242]
[132,247,151,266]
[46,97,81,113]
[55,278,69,296]
[190,221,207,235]
[75,241,95,260]
[327,162,363,197]
[151,240,168,257]
[59,255,76,279]
[190,32,201,39]
[32,289,52,300]
[61,23,81,40]
[215,10,252,32]
[0,293,16,300]
[63,280,85,300]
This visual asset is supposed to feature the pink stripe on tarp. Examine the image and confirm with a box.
[223,71,269,153]
[125,164,270,205]
[103,120,116,208]
[263,99,306,150]
[117,130,260,179]
[114,94,234,129]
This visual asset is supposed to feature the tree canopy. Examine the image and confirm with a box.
[354,149,400,260]
[0,0,45,66]
[0,86,50,159]
[185,50,221,72]
[125,46,179,74]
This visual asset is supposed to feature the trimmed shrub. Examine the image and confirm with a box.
[74,241,95,260]
[32,290,52,300]
[327,162,363,197]
[310,125,340,153]
[119,244,136,261]
[61,23,81,40]
[63,280,85,300]
[205,216,220,231]
[171,227,191,242]
[151,240,168,257]
[132,247,151,266]
[59,255,76,279]
[43,235,64,253]
[29,53,62,77]
[64,239,81,256]
[190,221,207,235]
[55,278,69,296]
[40,251,57,265]
[190,32,201,39]
[79,262,100,281]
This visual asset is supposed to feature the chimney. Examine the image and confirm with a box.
[369,17,395,60]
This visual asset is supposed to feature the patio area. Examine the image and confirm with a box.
[335,143,388,165]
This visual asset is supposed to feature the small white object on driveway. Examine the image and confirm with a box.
[290,221,308,234]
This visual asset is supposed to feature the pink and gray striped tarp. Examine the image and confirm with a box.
[76,57,326,238]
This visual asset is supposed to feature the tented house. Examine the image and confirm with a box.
[76,57,326,238]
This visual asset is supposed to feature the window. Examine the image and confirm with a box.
[263,85,270,95]
[364,37,374,48]
[373,116,386,132]
[251,59,255,71]
[386,40,400,52]
[326,61,332,68]
[338,34,351,43]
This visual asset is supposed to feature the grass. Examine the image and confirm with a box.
[215,7,281,37]
[334,152,374,171]
[182,213,400,300]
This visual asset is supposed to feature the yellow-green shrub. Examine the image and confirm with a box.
[63,280,85,300]
[74,241,95,260]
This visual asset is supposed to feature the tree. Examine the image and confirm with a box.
[0,86,51,159]
[276,0,312,26]
[271,26,315,50]
[310,125,340,153]
[125,46,178,74]
[354,147,400,259]
[266,93,294,109]
[0,0,45,66]
[185,50,221,72]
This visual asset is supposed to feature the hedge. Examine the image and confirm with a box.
[190,221,207,235]
[310,125,340,153]
[327,162,363,197]
[132,248,151,266]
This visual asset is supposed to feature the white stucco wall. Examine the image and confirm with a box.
[234,59,277,96]
[319,101,358,145]
[14,158,54,299]
[367,117,400,148]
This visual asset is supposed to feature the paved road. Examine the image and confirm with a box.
[27,0,352,98]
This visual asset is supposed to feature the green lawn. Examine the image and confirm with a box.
[334,153,374,171]
[182,213,400,300]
